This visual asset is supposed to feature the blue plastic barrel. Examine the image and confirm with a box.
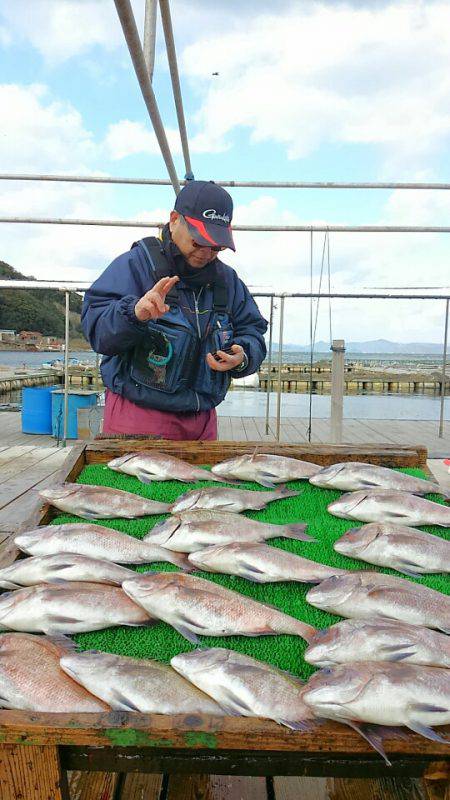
[51,390,99,439]
[21,385,60,434]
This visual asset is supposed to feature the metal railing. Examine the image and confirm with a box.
[0,282,447,446]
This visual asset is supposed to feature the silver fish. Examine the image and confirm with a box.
[144,510,312,553]
[334,523,450,575]
[310,461,446,496]
[0,582,153,634]
[306,572,450,633]
[14,523,189,570]
[170,485,300,513]
[211,453,320,487]
[188,543,346,584]
[0,633,109,712]
[171,647,316,730]
[0,553,138,590]
[305,618,450,669]
[108,451,226,484]
[60,650,224,715]
[302,662,450,762]
[327,489,450,527]
[39,483,170,519]
[122,572,316,644]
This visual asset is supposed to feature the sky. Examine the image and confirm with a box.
[1,0,450,344]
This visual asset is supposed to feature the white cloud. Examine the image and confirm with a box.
[104,120,184,160]
[181,2,450,166]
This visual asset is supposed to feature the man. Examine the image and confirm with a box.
[82,180,267,440]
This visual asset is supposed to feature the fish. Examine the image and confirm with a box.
[306,572,450,633]
[14,523,189,570]
[144,510,313,553]
[334,523,450,575]
[0,582,153,634]
[122,572,316,644]
[310,461,447,497]
[39,483,171,519]
[108,450,227,484]
[305,617,450,669]
[302,662,450,763]
[188,543,346,584]
[170,485,300,514]
[327,489,450,527]
[211,453,321,487]
[171,647,317,730]
[0,553,139,590]
[60,650,224,714]
[0,633,109,711]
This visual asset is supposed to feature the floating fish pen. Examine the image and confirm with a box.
[0,438,448,799]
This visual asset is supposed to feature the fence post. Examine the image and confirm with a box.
[330,339,345,443]
[439,298,449,438]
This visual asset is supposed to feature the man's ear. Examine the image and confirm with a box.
[169,210,179,233]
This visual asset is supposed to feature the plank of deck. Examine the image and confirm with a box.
[68,770,119,800]
[0,447,63,485]
[120,773,163,799]
[166,775,267,800]
[0,449,70,511]
[273,777,328,799]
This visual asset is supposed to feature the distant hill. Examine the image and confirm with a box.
[0,261,84,338]
[273,339,444,354]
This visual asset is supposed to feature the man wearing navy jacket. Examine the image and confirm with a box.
[82,180,267,440]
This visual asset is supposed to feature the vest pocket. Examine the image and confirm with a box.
[130,320,199,394]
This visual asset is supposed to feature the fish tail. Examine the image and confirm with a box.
[282,618,317,642]
[282,523,315,542]
[275,485,301,499]
[168,552,194,572]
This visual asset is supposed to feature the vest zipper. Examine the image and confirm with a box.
[193,288,204,413]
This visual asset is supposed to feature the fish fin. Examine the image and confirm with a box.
[109,690,141,712]
[172,624,200,645]
[344,719,391,766]
[238,561,267,583]
[380,643,417,662]
[76,508,100,520]
[136,470,154,485]
[282,524,314,542]
[410,702,449,714]
[394,567,423,578]
[0,581,21,591]
[276,485,301,499]
[438,627,450,634]
[276,718,312,731]
[406,720,450,743]
[256,478,277,489]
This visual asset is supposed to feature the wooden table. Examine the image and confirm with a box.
[0,439,448,800]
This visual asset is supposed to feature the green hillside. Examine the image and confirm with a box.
[0,261,84,337]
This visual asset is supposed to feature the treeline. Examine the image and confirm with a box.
[0,261,84,337]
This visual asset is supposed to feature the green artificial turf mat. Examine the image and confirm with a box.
[48,462,450,681]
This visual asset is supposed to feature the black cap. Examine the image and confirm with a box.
[174,180,235,251]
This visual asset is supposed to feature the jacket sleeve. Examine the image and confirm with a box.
[230,274,268,377]
[81,251,151,356]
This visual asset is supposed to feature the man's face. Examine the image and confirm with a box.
[169,211,224,268]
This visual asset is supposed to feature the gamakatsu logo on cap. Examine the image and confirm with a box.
[203,209,230,224]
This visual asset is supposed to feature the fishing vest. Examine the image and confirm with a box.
[130,237,234,399]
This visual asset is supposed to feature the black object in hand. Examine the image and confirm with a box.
[212,346,235,361]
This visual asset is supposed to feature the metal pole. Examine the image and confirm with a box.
[159,0,193,178]
[63,291,70,447]
[4,174,450,190]
[275,296,285,442]
[330,339,345,443]
[5,216,450,233]
[114,0,180,193]
[143,0,157,81]
[439,299,449,438]
[265,296,274,435]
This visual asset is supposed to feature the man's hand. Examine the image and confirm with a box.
[134,276,179,322]
[206,343,245,372]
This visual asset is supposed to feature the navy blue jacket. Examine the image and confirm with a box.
[81,240,267,413]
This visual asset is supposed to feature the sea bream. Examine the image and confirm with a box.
[305,618,450,669]
[60,650,224,715]
[211,453,321,487]
[171,648,317,730]
[144,510,312,553]
[0,582,153,634]
[310,461,447,496]
[170,485,300,514]
[188,543,346,584]
[0,553,139,590]
[39,483,171,519]
[122,572,316,643]
[334,523,450,575]
[0,633,109,711]
[327,489,450,527]
[302,662,450,762]
[108,451,227,484]
[306,572,450,632]
[14,523,189,569]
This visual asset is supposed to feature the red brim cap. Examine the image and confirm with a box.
[184,215,236,251]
